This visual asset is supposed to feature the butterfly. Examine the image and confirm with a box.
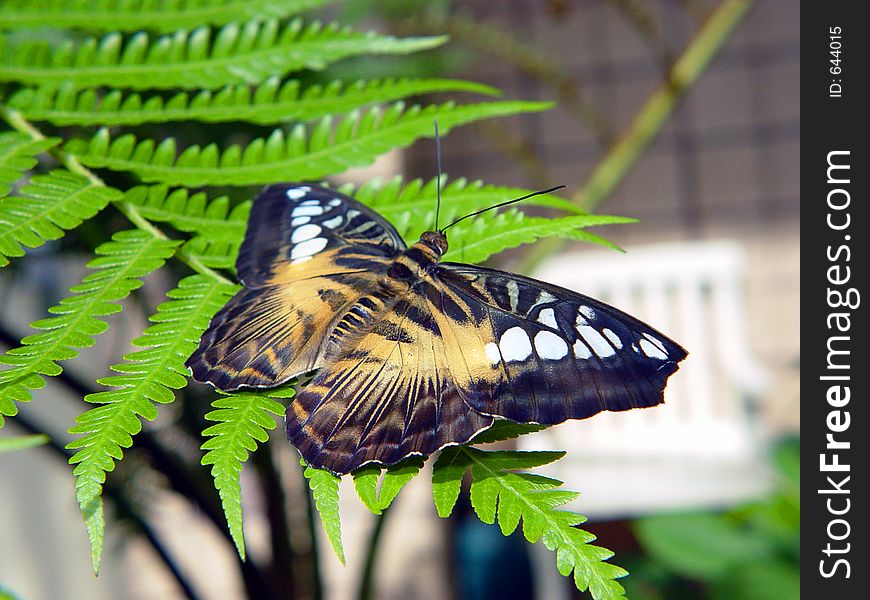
[186,183,687,475]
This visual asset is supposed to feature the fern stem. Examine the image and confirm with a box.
[517,0,755,274]
[0,105,234,285]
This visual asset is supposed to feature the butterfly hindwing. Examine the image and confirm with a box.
[431,264,687,424]
[286,292,494,474]
[186,184,403,390]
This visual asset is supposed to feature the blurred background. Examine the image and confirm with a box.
[1,1,799,599]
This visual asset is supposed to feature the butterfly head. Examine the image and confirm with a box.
[419,230,449,258]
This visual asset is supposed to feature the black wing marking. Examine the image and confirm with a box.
[236,183,407,288]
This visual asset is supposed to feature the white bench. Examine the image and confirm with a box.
[519,240,771,518]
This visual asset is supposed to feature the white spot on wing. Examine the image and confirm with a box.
[286,187,311,200]
[322,215,343,229]
[643,333,667,354]
[602,328,623,349]
[640,339,668,360]
[579,305,596,320]
[328,198,342,207]
[578,326,615,358]
[291,224,321,243]
[534,331,569,360]
[291,205,324,217]
[499,327,532,362]
[537,308,558,329]
[573,339,592,359]
[299,199,320,206]
[506,280,520,311]
[291,216,310,226]
[290,237,327,260]
[484,342,502,367]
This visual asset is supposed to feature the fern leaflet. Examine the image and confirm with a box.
[0,433,49,454]
[0,230,178,429]
[0,0,337,33]
[0,131,58,196]
[10,78,498,126]
[444,209,635,264]
[432,447,628,600]
[0,19,447,90]
[303,461,345,564]
[201,386,290,560]
[65,100,552,186]
[352,456,424,514]
[0,170,120,267]
[67,274,236,572]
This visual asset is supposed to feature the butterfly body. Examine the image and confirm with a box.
[187,184,687,475]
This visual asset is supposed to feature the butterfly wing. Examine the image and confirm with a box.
[186,184,406,390]
[286,292,493,474]
[432,263,687,424]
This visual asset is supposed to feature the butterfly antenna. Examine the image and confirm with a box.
[440,185,566,233]
[433,120,443,231]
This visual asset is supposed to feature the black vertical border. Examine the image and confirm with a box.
[802,2,867,596]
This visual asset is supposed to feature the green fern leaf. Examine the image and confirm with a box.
[0,131,58,196]
[351,456,425,514]
[431,447,473,518]
[0,170,120,267]
[303,461,345,564]
[66,274,236,572]
[0,0,338,33]
[443,209,636,264]
[467,419,548,445]
[201,386,289,560]
[0,19,447,90]
[65,100,552,186]
[10,78,498,126]
[0,230,178,429]
[123,185,249,241]
[442,448,628,600]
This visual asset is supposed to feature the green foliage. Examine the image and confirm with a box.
[0,169,120,267]
[0,433,49,453]
[0,230,178,427]
[0,0,338,33]
[0,131,58,196]
[202,385,290,560]
[433,447,628,600]
[0,19,446,90]
[631,437,800,600]
[65,100,551,186]
[303,459,345,564]
[9,78,498,126]
[0,0,638,589]
[66,272,230,571]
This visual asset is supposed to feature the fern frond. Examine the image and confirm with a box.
[444,209,636,264]
[10,78,498,126]
[0,131,58,196]
[433,447,628,600]
[303,461,345,564]
[66,274,236,572]
[201,386,289,560]
[124,185,248,241]
[0,19,447,90]
[0,170,120,267]
[0,0,337,34]
[0,230,178,431]
[65,100,552,186]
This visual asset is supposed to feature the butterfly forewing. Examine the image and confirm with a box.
[186,184,404,390]
[431,264,687,424]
